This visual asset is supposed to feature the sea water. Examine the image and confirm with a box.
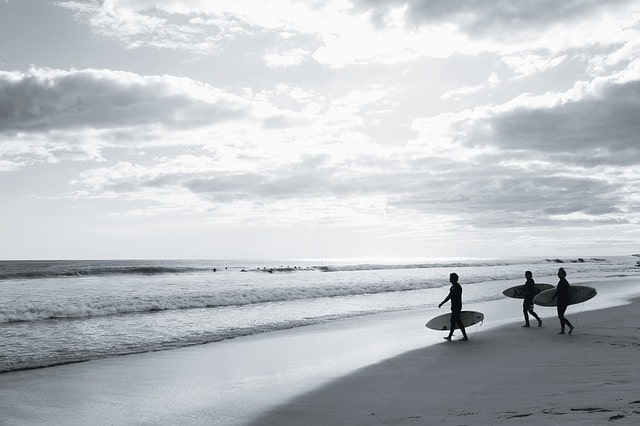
[1,256,639,373]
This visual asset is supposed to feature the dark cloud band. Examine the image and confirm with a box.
[0,68,248,133]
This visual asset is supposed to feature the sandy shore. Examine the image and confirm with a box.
[254,295,640,425]
[0,277,638,425]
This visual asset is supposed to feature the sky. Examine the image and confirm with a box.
[1,0,639,260]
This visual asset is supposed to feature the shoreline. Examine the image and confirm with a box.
[0,277,638,425]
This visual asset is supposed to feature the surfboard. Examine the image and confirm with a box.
[502,283,554,299]
[533,285,597,307]
[425,311,484,330]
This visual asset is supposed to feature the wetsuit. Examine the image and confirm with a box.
[443,283,467,339]
[523,278,541,327]
[556,277,574,332]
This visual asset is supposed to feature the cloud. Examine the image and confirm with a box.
[403,64,640,227]
[50,53,637,229]
[75,153,367,201]
[341,0,640,70]
[0,65,401,174]
[355,0,635,37]
[441,84,484,100]
[465,78,640,166]
[0,131,106,172]
[67,140,636,229]
[264,48,310,68]
[501,53,567,79]
[55,0,640,72]
[69,153,392,223]
[412,60,640,167]
[0,68,250,133]
[390,166,627,228]
[58,1,246,54]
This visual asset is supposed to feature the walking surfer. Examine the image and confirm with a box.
[552,267,574,334]
[522,271,542,328]
[438,273,469,341]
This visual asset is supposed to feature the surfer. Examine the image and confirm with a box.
[522,271,542,328]
[553,267,574,334]
[438,273,469,341]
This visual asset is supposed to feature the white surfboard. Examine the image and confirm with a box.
[425,311,484,330]
[533,285,597,307]
[502,283,554,299]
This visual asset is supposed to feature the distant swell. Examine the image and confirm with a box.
[0,266,206,280]
[317,258,607,272]
[316,261,514,272]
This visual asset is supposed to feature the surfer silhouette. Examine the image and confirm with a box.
[552,267,574,334]
[522,271,542,327]
[438,273,469,341]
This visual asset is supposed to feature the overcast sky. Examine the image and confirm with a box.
[1,0,639,260]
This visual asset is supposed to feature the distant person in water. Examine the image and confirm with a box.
[438,273,469,341]
[553,267,574,334]
[522,271,542,328]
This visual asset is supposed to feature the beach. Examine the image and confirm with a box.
[0,276,638,425]
[255,291,640,425]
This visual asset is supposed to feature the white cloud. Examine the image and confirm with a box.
[58,1,233,54]
[441,84,484,100]
[264,48,309,68]
[501,53,567,79]
[0,131,106,171]
[440,72,501,100]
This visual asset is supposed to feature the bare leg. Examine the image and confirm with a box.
[528,308,542,326]
[557,304,573,334]
[445,315,456,340]
[523,304,530,327]
[453,312,468,340]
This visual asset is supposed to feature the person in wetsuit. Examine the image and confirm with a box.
[522,271,542,328]
[438,272,469,341]
[553,267,574,334]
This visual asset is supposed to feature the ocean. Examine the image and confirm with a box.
[1,256,639,373]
